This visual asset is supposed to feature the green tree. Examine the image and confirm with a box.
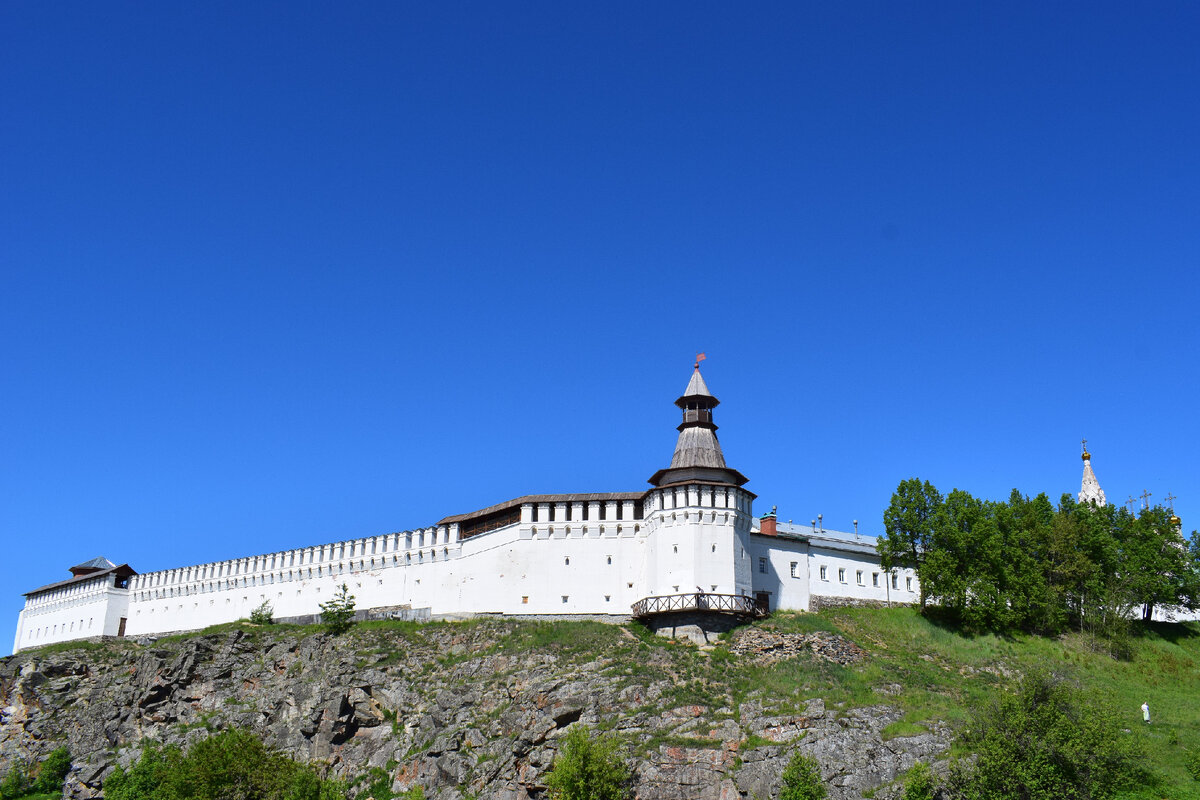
[779,751,825,800]
[880,478,943,608]
[545,726,632,800]
[249,600,274,625]
[954,670,1144,800]
[320,584,357,635]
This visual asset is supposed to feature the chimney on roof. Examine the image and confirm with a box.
[760,505,778,536]
[818,513,823,533]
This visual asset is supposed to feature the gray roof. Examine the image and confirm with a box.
[25,563,136,597]
[439,492,644,526]
[682,368,713,398]
[670,426,727,469]
[71,556,116,571]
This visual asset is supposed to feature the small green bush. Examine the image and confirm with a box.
[1186,748,1200,782]
[545,726,632,800]
[0,760,30,800]
[104,728,347,800]
[779,752,826,800]
[901,761,935,800]
[33,747,71,794]
[250,600,275,625]
[320,584,357,635]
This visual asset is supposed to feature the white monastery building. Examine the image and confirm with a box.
[17,365,933,652]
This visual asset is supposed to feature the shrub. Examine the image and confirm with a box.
[779,752,826,800]
[250,600,274,625]
[1186,748,1200,782]
[0,761,30,800]
[104,728,347,800]
[545,726,632,800]
[954,670,1145,800]
[33,746,71,794]
[320,584,357,635]
[901,761,935,800]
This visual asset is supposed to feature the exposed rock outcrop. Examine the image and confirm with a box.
[0,622,949,799]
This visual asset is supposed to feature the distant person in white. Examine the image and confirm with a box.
[1142,702,1151,724]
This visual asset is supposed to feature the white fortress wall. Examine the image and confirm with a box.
[15,573,131,652]
[122,497,651,637]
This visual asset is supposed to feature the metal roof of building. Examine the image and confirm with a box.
[24,563,136,597]
[438,492,644,526]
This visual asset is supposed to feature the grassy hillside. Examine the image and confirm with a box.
[769,606,1200,799]
[13,607,1200,799]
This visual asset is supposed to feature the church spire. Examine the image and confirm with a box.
[1078,439,1107,507]
[648,358,748,488]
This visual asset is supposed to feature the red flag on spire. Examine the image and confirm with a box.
[695,352,707,368]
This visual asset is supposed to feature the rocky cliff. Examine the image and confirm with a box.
[0,619,949,799]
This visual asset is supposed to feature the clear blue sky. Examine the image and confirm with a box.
[4,2,1198,654]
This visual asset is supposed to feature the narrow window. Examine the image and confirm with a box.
[711,544,717,553]
[561,595,569,604]
[892,573,899,590]
[838,568,846,583]
[564,556,570,566]
[606,555,612,565]
[790,561,798,578]
[856,570,864,585]
[906,576,913,592]
[522,596,528,604]
[758,557,768,574]
[819,565,827,581]
[872,572,879,587]
[673,545,678,554]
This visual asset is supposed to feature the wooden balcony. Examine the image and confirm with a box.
[631,592,768,620]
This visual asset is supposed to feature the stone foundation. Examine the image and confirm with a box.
[810,595,912,612]
[640,611,751,644]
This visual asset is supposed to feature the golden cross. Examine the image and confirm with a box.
[1081,437,1088,453]
[1165,492,1177,511]
[1126,496,1136,512]
[1139,489,1153,509]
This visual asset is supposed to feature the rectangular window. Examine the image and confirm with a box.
[856,570,863,585]
[819,565,827,581]
[521,596,528,604]
[789,561,798,578]
[892,573,899,590]
[872,572,879,587]
[906,576,913,592]
[759,557,768,574]
[838,568,846,583]
[561,595,569,603]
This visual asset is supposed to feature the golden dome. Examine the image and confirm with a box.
[1081,450,1091,461]
[1170,514,1182,527]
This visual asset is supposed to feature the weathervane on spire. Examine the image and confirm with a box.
[694,352,707,369]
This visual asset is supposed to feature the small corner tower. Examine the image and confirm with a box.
[1078,439,1107,507]
[640,356,757,609]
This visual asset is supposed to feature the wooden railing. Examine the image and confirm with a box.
[631,592,768,619]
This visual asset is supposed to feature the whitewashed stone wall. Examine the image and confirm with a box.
[15,495,924,652]
[14,573,131,651]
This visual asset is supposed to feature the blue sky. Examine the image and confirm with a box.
[3,3,1198,653]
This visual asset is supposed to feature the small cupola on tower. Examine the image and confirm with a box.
[1078,439,1107,507]
[648,356,748,488]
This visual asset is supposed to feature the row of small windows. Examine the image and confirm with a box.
[817,565,914,592]
[27,617,94,640]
